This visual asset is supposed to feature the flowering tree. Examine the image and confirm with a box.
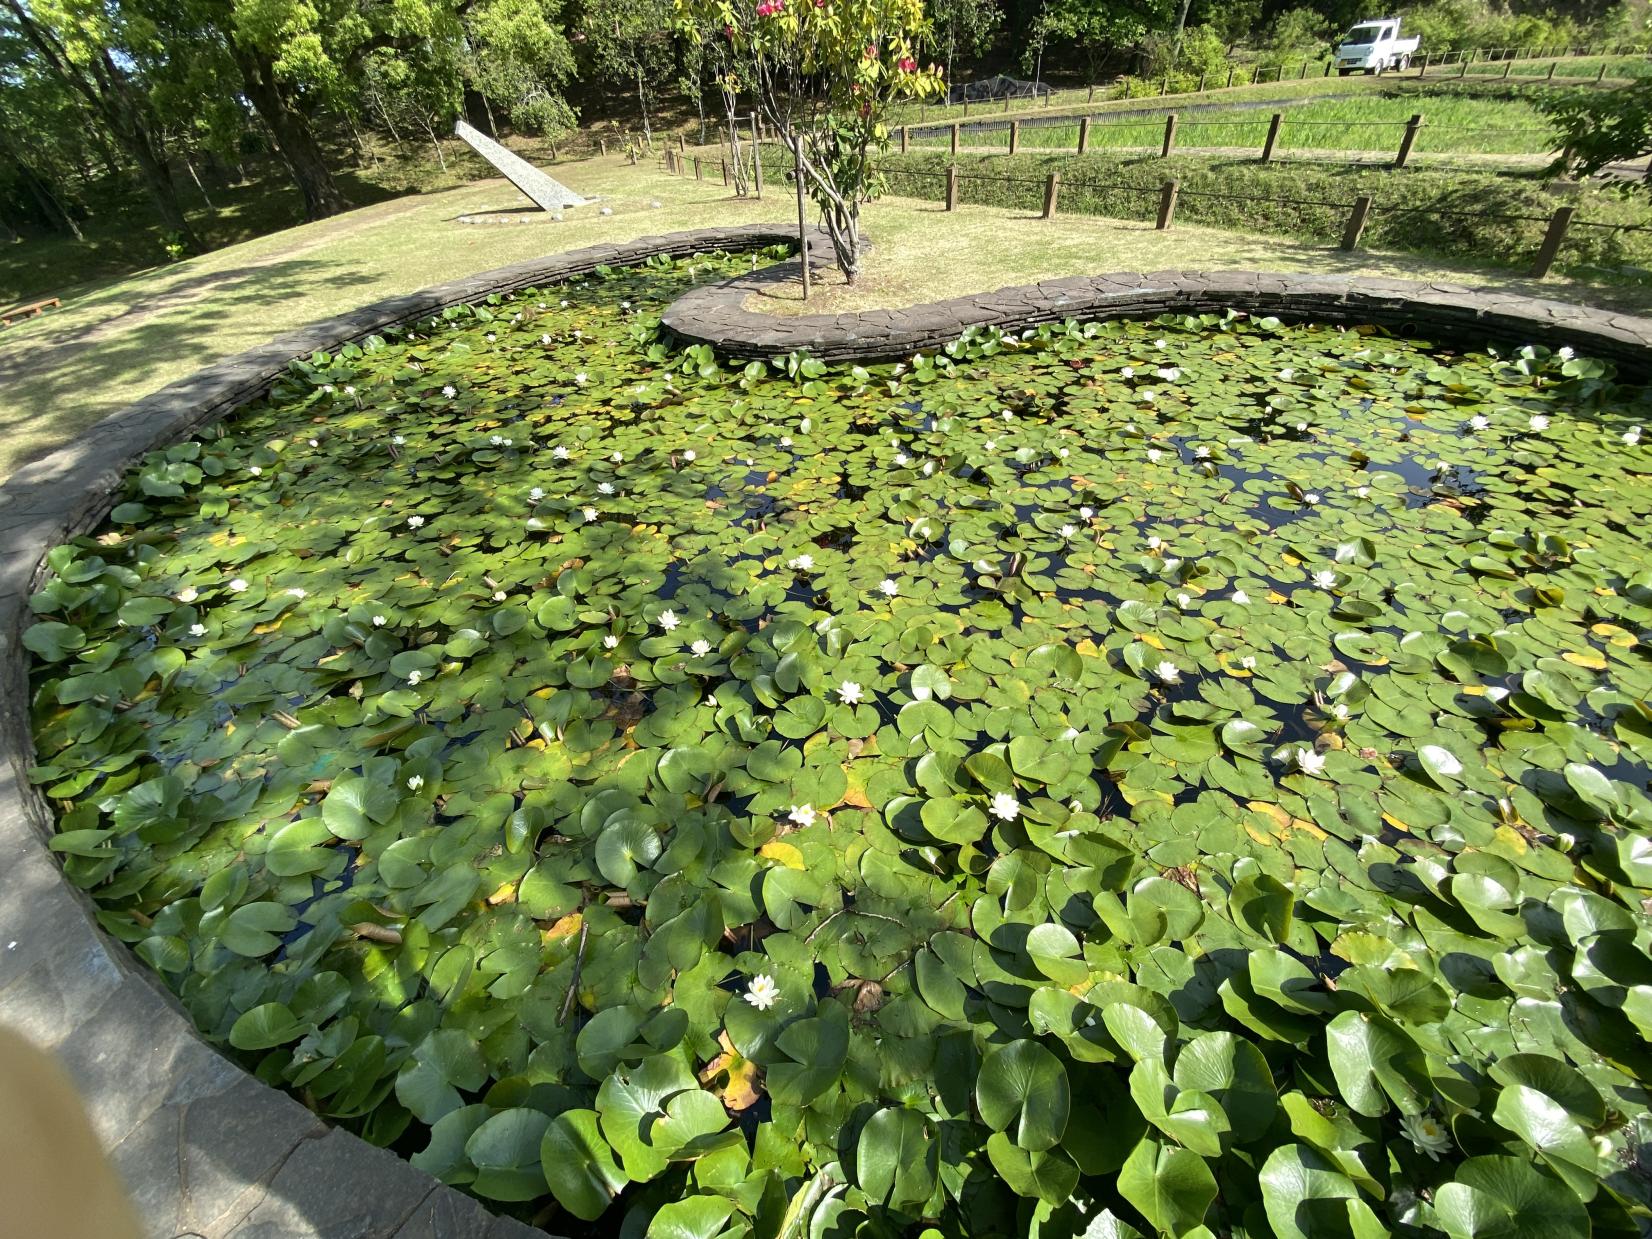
[674,0,943,283]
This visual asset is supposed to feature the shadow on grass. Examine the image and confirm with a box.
[0,255,381,470]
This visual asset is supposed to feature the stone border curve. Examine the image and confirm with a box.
[660,256,1652,370]
[4,221,1652,1239]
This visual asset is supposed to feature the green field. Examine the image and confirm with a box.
[908,90,1559,160]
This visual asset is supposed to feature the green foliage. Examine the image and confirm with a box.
[25,247,1652,1235]
[1540,78,1652,180]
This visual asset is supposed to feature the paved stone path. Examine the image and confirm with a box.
[4,221,1650,1238]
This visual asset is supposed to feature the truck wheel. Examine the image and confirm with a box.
[1365,65,1378,74]
[1398,54,1411,70]
[1338,67,1352,76]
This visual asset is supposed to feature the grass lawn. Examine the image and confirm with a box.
[0,153,1641,482]
[907,90,1559,160]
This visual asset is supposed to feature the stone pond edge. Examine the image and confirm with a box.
[3,222,1652,1238]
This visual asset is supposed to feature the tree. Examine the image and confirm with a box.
[676,0,942,283]
[462,0,578,137]
[929,0,998,93]
[0,0,202,250]
[1024,0,1173,82]
[1541,78,1652,179]
[579,0,673,147]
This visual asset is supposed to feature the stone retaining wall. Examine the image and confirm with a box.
[3,221,1650,1239]
[660,263,1652,372]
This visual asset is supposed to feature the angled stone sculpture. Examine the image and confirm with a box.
[454,120,595,211]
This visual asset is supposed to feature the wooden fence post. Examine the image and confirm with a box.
[1597,62,1609,82]
[900,126,909,154]
[950,123,960,155]
[1502,58,1513,78]
[1261,113,1284,162]
[1227,66,1236,87]
[1341,195,1374,249]
[1162,114,1178,157]
[1459,58,1469,77]
[1009,120,1020,155]
[721,158,729,185]
[694,157,703,180]
[1197,73,1206,91]
[1299,59,1309,78]
[599,138,608,155]
[1160,77,1170,96]
[1042,171,1061,219]
[1394,114,1424,168]
[1156,179,1180,229]
[751,116,763,198]
[1420,52,1431,75]
[679,135,687,152]
[1078,117,1091,155]
[946,164,959,211]
[1088,84,1096,101]
[1531,206,1574,277]
[1323,59,1333,76]
[1547,61,1557,80]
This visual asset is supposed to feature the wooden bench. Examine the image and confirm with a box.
[0,297,60,328]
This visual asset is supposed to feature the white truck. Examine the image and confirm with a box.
[1334,17,1421,75]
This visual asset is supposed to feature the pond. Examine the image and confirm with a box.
[25,248,1652,1237]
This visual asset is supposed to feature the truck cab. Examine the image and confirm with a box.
[1335,18,1421,75]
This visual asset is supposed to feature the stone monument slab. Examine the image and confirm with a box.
[454,120,594,211]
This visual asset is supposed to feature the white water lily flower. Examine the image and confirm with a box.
[1153,338,1167,349]
[1080,506,1095,519]
[228,578,248,592]
[1138,389,1157,403]
[1121,366,1134,378]
[1529,414,1550,431]
[659,610,680,631]
[838,681,864,705]
[1239,655,1257,670]
[598,482,615,495]
[541,333,552,345]
[1313,569,1338,589]
[990,792,1020,821]
[286,588,306,599]
[486,333,496,342]
[922,461,935,476]
[308,438,320,447]
[1147,536,1162,550]
[392,434,406,446]
[879,579,899,596]
[788,554,814,570]
[407,515,425,529]
[442,385,457,398]
[1402,1113,1453,1160]
[407,670,423,685]
[621,301,631,310]
[1153,660,1181,685]
[574,372,589,385]
[582,507,598,522]
[176,586,199,603]
[321,384,334,393]
[1175,592,1191,608]
[1194,445,1211,459]
[492,590,507,602]
[612,452,624,462]
[1626,426,1643,445]
[552,446,570,460]
[1164,558,1182,574]
[1303,492,1320,505]
[744,974,781,1010]
[1147,448,1163,463]
[1355,486,1371,498]
[188,623,207,637]
[1278,367,1295,380]
[1557,345,1575,361]
[984,440,995,450]
[1060,524,1076,539]
[1058,447,1070,458]
[529,487,545,501]
[248,466,262,476]
[489,435,505,446]
[1297,748,1327,775]
[788,805,816,828]
[559,299,570,308]
[1231,589,1250,605]
[779,436,793,448]
[1002,410,1014,421]
[1331,703,1351,721]
[603,634,619,649]
[372,615,387,627]
[893,452,909,466]
[800,418,812,433]
[407,775,424,791]
[1468,415,1490,431]
[691,639,712,657]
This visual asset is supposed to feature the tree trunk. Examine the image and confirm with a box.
[183,152,217,212]
[635,67,653,147]
[231,43,348,220]
[0,127,83,239]
[1172,0,1193,53]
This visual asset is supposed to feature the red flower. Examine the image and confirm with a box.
[724,22,735,35]
[864,43,879,58]
[898,56,916,71]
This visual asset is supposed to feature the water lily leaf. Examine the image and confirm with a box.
[228,1002,306,1051]
[596,818,662,886]
[645,1196,738,1239]
[1258,1144,1378,1239]
[1324,1011,1428,1117]
[1490,1084,1600,1201]
[218,901,296,957]
[1118,1136,1216,1236]
[985,1132,1079,1204]
[857,1107,938,1208]
[321,777,398,840]
[976,1039,1070,1152]
[542,1109,628,1221]
[1434,1155,1589,1239]
[465,1107,553,1201]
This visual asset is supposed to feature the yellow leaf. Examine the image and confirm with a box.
[760,841,805,870]
[487,882,518,906]
[1267,590,1288,604]
[1380,812,1412,836]
[838,766,873,810]
[1562,649,1607,670]
[543,912,583,942]
[1075,638,1101,659]
[700,1031,762,1111]
[1139,633,1166,650]
[1493,825,1530,855]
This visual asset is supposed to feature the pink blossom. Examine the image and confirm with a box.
[898,56,916,71]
